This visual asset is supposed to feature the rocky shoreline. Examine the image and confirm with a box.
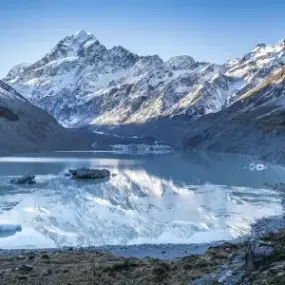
[0,216,285,284]
[0,240,245,285]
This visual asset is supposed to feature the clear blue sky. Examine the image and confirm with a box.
[1,0,285,77]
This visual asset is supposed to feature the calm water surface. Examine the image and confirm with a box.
[0,151,284,249]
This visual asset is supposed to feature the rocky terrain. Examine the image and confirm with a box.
[4,31,285,128]
[185,66,285,163]
[1,227,285,285]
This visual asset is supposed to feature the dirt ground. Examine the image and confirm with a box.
[0,242,245,285]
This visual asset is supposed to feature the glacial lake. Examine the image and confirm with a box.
[0,150,284,250]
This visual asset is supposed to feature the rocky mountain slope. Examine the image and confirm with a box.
[185,66,285,163]
[0,80,66,153]
[0,80,116,154]
[5,31,284,128]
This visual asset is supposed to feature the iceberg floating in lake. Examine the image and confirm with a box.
[247,163,267,171]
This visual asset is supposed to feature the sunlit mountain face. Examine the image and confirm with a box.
[4,31,285,128]
[0,151,283,249]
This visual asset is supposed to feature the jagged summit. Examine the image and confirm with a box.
[5,63,29,81]
[72,30,94,39]
[61,30,97,48]
[166,55,196,70]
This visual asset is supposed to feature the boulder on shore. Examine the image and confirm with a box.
[69,167,111,179]
[10,174,36,185]
[245,242,274,271]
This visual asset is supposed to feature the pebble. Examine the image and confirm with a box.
[16,255,25,260]
[18,275,28,281]
[18,264,34,272]
[28,255,35,260]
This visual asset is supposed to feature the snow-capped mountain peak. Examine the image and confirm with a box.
[4,33,285,127]
[73,30,95,40]
[253,43,267,52]
[47,30,98,60]
[62,30,97,47]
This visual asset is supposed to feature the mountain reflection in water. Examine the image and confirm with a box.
[0,151,283,249]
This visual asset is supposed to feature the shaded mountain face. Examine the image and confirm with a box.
[0,80,63,153]
[0,80,105,154]
[185,66,285,163]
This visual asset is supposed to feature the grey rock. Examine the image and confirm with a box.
[245,243,274,271]
[18,264,34,272]
[28,252,36,260]
[69,167,111,179]
[16,255,26,260]
[10,174,36,185]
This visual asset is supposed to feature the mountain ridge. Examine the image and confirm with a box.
[3,30,285,131]
[183,65,285,164]
[3,30,221,126]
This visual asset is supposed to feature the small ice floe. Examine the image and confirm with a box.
[0,224,22,238]
[10,174,36,185]
[247,163,267,171]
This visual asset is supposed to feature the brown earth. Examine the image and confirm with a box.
[1,230,285,285]
[0,242,245,285]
